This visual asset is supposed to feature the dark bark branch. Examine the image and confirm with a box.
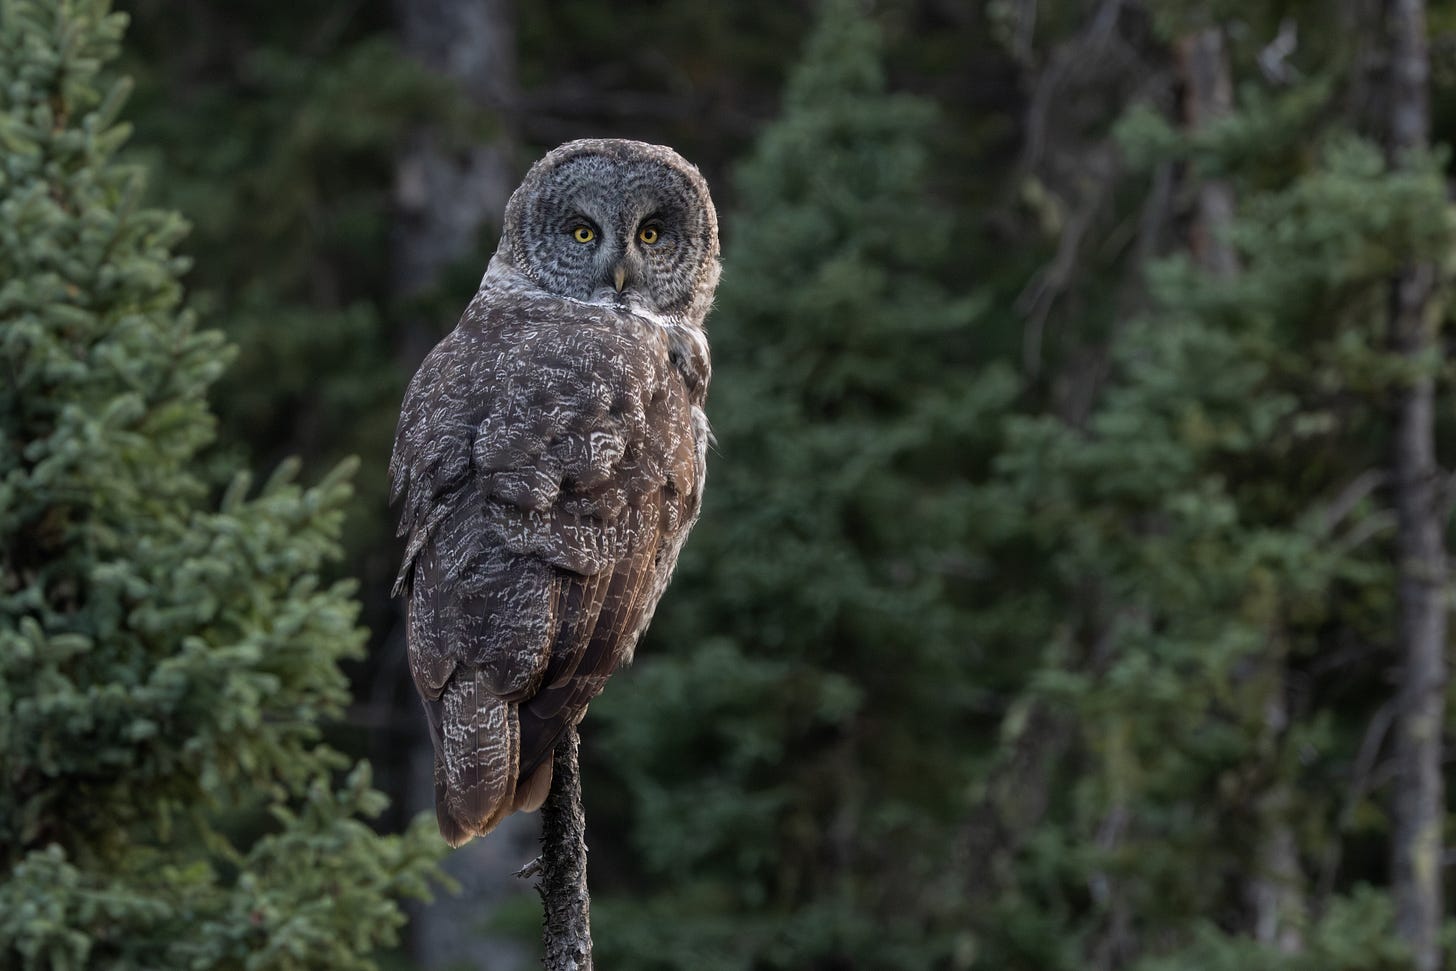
[1390,263,1446,971]
[1010,0,1170,385]
[960,699,1074,907]
[1383,2,1447,969]
[1257,18,1299,85]
[1319,469,1388,534]
[1176,28,1238,280]
[1179,27,1306,949]
[537,724,594,970]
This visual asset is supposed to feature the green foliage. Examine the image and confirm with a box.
[591,2,1001,967]
[592,1,1456,968]
[967,28,1456,969]
[117,5,489,587]
[1131,889,1409,971]
[28,0,1456,966]
[0,1,441,966]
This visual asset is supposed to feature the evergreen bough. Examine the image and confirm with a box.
[592,1,1003,966]
[0,2,441,967]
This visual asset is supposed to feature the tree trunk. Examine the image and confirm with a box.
[538,725,595,969]
[388,4,531,969]
[1179,26,1306,951]
[1175,28,1238,280]
[1383,3,1447,969]
[392,0,519,360]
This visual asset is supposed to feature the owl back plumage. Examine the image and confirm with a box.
[391,139,716,845]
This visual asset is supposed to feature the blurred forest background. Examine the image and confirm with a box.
[7,0,1456,968]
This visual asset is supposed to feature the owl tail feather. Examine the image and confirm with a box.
[438,669,521,847]
[432,754,471,848]
[513,758,554,814]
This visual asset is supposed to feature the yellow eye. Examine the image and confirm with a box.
[572,226,595,243]
[638,226,660,245]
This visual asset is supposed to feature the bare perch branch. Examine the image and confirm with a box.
[536,724,594,970]
[1318,469,1387,534]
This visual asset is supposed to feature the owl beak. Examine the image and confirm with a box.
[612,264,628,293]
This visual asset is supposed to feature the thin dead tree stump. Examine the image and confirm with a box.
[535,724,593,969]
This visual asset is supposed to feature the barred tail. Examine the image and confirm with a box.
[438,669,521,846]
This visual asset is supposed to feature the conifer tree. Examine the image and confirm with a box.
[0,3,440,967]
[587,2,1456,968]
[589,2,1010,966]
[973,12,1455,966]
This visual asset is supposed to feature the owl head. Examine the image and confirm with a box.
[495,139,721,324]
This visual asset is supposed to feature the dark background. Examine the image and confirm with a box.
[107,0,1456,966]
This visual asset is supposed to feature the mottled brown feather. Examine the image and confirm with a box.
[391,293,707,843]
[390,139,715,846]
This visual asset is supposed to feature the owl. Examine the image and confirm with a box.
[389,139,719,847]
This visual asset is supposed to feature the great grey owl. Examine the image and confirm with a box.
[389,139,719,847]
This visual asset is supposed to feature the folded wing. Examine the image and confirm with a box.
[391,294,704,846]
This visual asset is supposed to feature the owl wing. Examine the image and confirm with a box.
[390,292,705,846]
